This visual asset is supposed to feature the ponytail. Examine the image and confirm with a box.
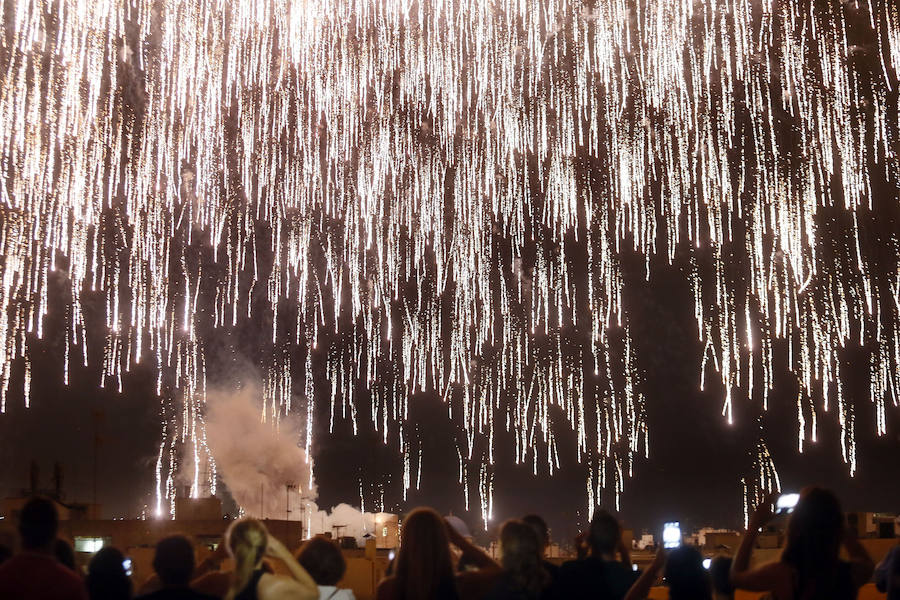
[224,518,268,600]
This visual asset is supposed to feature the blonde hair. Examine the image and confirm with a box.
[224,518,268,600]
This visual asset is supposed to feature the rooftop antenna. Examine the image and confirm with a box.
[285,483,296,521]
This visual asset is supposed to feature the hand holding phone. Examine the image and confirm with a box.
[775,493,799,515]
[662,522,681,549]
[748,492,778,531]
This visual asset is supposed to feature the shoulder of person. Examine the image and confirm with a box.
[258,572,316,599]
[318,585,355,600]
[53,560,86,586]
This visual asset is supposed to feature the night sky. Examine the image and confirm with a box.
[2,244,898,546]
[1,0,900,551]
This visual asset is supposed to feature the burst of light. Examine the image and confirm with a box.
[0,0,898,522]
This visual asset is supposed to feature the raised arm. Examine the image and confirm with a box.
[730,495,790,594]
[623,548,665,600]
[730,520,760,580]
[445,520,500,571]
[261,535,320,600]
[194,541,229,578]
[732,496,771,575]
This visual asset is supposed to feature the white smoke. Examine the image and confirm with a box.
[205,384,378,543]
[304,502,378,543]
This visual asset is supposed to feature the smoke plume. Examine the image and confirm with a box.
[205,384,377,542]
[206,384,315,519]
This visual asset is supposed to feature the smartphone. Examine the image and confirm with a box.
[662,521,682,549]
[775,493,800,515]
[122,558,133,577]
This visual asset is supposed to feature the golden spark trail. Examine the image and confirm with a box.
[0,0,898,521]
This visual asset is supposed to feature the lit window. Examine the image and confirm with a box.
[74,537,108,553]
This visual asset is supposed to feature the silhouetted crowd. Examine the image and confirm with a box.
[0,486,897,600]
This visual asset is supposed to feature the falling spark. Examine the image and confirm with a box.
[0,0,898,520]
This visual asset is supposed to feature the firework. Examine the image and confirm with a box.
[0,0,898,521]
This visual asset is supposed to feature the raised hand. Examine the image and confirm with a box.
[265,534,291,560]
[444,519,466,547]
[748,492,777,531]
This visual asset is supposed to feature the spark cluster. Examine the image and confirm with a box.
[1,0,898,520]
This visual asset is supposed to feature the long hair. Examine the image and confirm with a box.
[225,518,268,600]
[394,508,459,600]
[780,487,847,599]
[499,520,550,599]
[664,546,712,600]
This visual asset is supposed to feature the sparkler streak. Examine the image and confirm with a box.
[0,0,898,520]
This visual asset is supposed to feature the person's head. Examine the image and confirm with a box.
[296,536,346,586]
[153,535,196,587]
[499,520,550,598]
[225,519,269,600]
[18,496,58,551]
[86,546,132,600]
[395,507,458,600]
[521,514,550,552]
[781,487,844,573]
[54,538,76,570]
[664,546,712,600]
[588,509,622,557]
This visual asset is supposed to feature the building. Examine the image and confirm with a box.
[374,512,399,549]
[635,532,655,550]
[696,527,741,551]
[848,512,900,539]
